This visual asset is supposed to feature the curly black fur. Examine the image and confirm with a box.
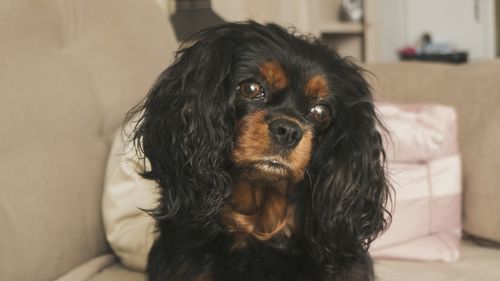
[127,21,391,281]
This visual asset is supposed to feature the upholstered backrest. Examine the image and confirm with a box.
[0,1,176,280]
[366,61,500,245]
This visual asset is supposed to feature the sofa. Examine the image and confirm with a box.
[1,0,499,281]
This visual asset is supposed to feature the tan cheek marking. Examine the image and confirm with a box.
[305,74,329,99]
[232,110,270,164]
[289,130,313,182]
[260,61,288,91]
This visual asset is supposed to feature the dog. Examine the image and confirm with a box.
[127,21,391,281]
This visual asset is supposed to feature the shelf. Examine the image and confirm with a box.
[309,0,375,62]
[317,22,364,35]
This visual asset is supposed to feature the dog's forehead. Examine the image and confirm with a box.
[260,61,287,91]
[258,60,329,99]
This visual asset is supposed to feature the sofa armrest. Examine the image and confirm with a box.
[365,60,500,243]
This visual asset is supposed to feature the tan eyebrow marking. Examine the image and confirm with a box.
[260,61,288,91]
[304,75,329,99]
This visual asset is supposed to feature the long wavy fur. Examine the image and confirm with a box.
[127,21,391,281]
[304,60,390,275]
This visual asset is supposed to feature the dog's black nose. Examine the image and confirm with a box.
[269,119,303,148]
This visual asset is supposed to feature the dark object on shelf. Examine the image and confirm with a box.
[170,0,226,41]
[399,33,468,64]
[400,52,468,64]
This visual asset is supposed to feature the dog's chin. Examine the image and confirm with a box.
[235,157,298,182]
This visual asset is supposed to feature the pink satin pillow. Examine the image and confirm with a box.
[370,103,461,262]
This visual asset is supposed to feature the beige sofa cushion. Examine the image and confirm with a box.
[375,240,500,280]
[102,128,159,271]
[0,0,176,280]
[87,264,145,281]
[55,241,500,281]
[366,61,500,244]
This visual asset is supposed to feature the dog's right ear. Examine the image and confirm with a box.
[125,24,241,230]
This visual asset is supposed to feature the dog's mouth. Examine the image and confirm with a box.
[233,155,307,183]
[252,157,292,175]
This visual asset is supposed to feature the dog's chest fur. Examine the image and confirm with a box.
[221,178,296,249]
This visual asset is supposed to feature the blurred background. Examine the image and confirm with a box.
[2,1,500,280]
[154,0,499,63]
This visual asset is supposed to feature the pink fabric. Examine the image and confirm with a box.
[377,103,458,163]
[370,103,462,262]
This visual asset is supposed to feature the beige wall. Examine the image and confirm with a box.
[157,0,312,32]
[497,0,500,56]
[212,0,311,32]
[153,0,167,12]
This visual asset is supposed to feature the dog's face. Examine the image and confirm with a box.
[231,59,332,183]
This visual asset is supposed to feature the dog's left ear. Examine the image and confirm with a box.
[303,58,391,272]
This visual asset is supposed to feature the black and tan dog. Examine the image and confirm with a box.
[128,21,391,281]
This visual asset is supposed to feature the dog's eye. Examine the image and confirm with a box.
[309,104,331,124]
[238,81,265,100]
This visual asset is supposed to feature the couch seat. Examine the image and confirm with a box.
[374,240,500,280]
[87,265,145,281]
[60,240,499,281]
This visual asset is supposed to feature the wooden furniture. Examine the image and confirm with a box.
[309,0,376,62]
